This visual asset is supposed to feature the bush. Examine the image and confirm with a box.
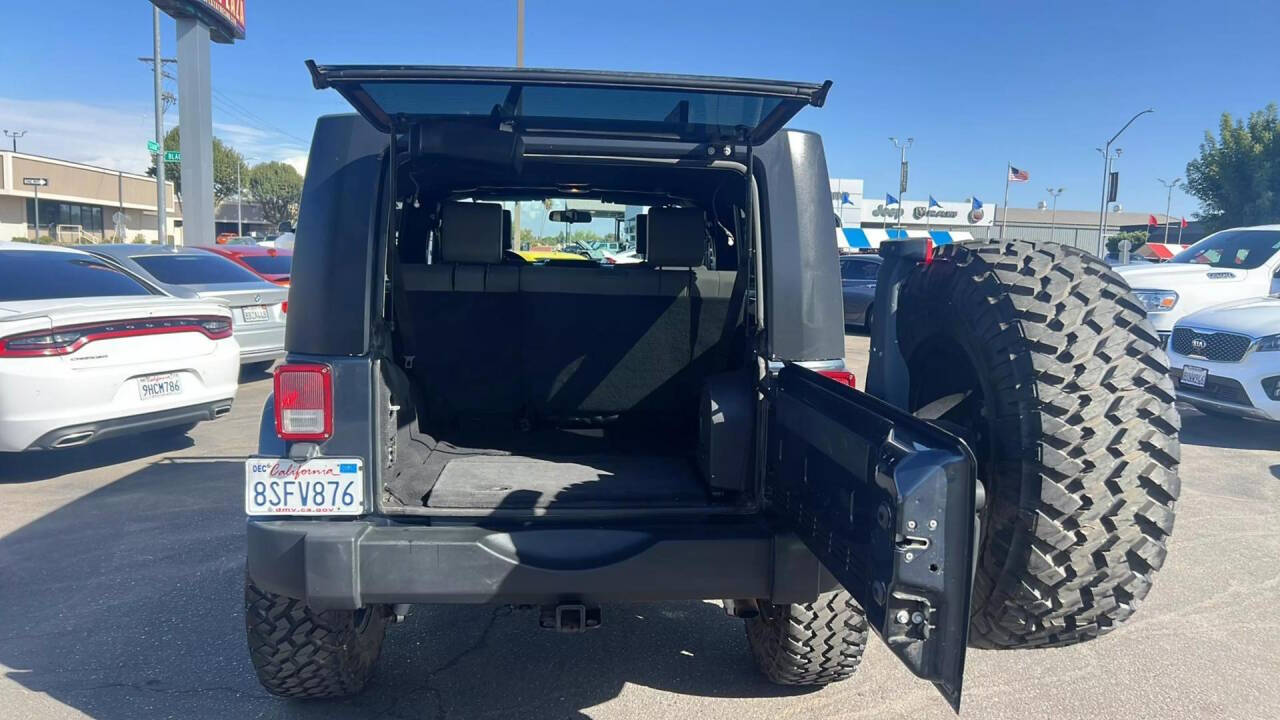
[1107,230,1148,255]
[132,233,148,244]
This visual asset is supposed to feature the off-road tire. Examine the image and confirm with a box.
[745,589,869,685]
[897,240,1180,649]
[245,579,388,699]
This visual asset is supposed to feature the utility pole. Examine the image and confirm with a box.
[1096,109,1153,257]
[889,137,913,230]
[237,161,243,236]
[153,7,169,245]
[3,129,26,152]
[1046,187,1064,242]
[1158,177,1182,244]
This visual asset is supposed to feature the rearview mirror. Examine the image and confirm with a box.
[550,209,592,224]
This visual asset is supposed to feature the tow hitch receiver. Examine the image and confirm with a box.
[540,604,602,633]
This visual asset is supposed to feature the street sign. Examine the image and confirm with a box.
[164,150,181,162]
[22,177,48,187]
[148,140,161,153]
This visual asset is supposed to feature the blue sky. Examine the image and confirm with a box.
[2,0,1276,217]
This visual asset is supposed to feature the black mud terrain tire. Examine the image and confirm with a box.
[745,589,869,685]
[897,240,1180,649]
[245,579,389,698]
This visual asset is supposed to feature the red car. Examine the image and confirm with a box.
[198,245,292,286]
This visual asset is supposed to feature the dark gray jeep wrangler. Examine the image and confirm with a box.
[243,64,1180,710]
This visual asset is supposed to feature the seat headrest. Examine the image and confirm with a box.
[645,207,706,267]
[634,213,648,255]
[440,202,504,264]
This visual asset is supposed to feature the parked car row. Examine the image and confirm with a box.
[0,241,294,453]
[1115,224,1280,423]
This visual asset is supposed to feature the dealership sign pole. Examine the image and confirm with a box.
[150,1,245,247]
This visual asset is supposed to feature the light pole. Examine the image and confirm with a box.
[1096,147,1123,253]
[3,129,26,152]
[1157,177,1182,244]
[1096,109,1153,256]
[1046,187,1064,242]
[889,136,913,230]
[236,155,259,237]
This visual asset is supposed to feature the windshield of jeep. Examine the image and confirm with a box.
[1170,229,1280,269]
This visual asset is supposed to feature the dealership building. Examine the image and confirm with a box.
[0,151,181,244]
[831,177,1169,256]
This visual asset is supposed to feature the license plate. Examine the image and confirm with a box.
[241,305,270,323]
[245,458,364,515]
[1181,365,1208,388]
[138,372,182,400]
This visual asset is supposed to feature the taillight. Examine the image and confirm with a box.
[200,317,234,338]
[0,316,233,357]
[274,364,333,441]
[818,369,857,388]
[280,301,288,314]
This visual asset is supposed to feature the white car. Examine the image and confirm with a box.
[1114,225,1280,344]
[1167,296,1280,421]
[0,243,240,452]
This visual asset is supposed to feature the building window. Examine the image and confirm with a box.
[25,199,105,236]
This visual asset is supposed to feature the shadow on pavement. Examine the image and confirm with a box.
[0,431,195,484]
[1178,407,1280,452]
[0,455,813,720]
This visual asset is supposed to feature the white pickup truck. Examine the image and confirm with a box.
[1115,225,1280,344]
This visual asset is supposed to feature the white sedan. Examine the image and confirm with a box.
[1167,296,1280,422]
[0,243,240,452]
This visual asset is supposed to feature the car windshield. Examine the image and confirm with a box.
[240,255,292,275]
[133,254,265,285]
[0,250,153,301]
[1170,229,1280,269]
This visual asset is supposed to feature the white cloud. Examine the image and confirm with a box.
[0,97,309,176]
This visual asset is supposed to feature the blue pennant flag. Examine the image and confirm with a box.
[886,193,899,205]
[971,197,983,210]
[928,195,941,208]
[840,192,852,205]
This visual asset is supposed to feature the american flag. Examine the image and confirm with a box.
[1008,166,1029,183]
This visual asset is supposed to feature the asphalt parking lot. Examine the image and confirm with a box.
[1,335,1277,720]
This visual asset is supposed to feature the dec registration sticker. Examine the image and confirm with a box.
[245,458,364,516]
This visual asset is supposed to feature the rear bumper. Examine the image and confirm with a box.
[239,346,286,363]
[246,519,829,610]
[26,398,234,450]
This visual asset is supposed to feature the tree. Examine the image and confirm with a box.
[1184,103,1280,231]
[1107,230,1149,256]
[247,161,303,227]
[518,227,536,249]
[147,126,247,205]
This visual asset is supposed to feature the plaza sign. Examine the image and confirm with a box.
[150,0,245,43]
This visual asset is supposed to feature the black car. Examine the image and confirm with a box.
[241,63,1180,711]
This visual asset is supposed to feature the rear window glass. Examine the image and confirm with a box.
[133,254,264,285]
[240,255,292,275]
[0,250,153,301]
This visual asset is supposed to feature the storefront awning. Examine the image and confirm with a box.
[1136,242,1190,261]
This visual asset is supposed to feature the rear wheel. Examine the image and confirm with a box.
[245,579,388,699]
[745,589,868,685]
[897,240,1180,649]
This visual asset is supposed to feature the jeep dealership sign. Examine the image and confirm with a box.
[863,199,991,227]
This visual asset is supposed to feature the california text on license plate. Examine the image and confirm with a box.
[245,458,364,515]
[241,305,270,323]
[1181,365,1208,388]
[138,372,182,400]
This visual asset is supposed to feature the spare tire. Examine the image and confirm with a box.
[896,240,1180,649]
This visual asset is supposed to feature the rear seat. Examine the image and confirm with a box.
[402,203,742,429]
[402,202,521,422]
